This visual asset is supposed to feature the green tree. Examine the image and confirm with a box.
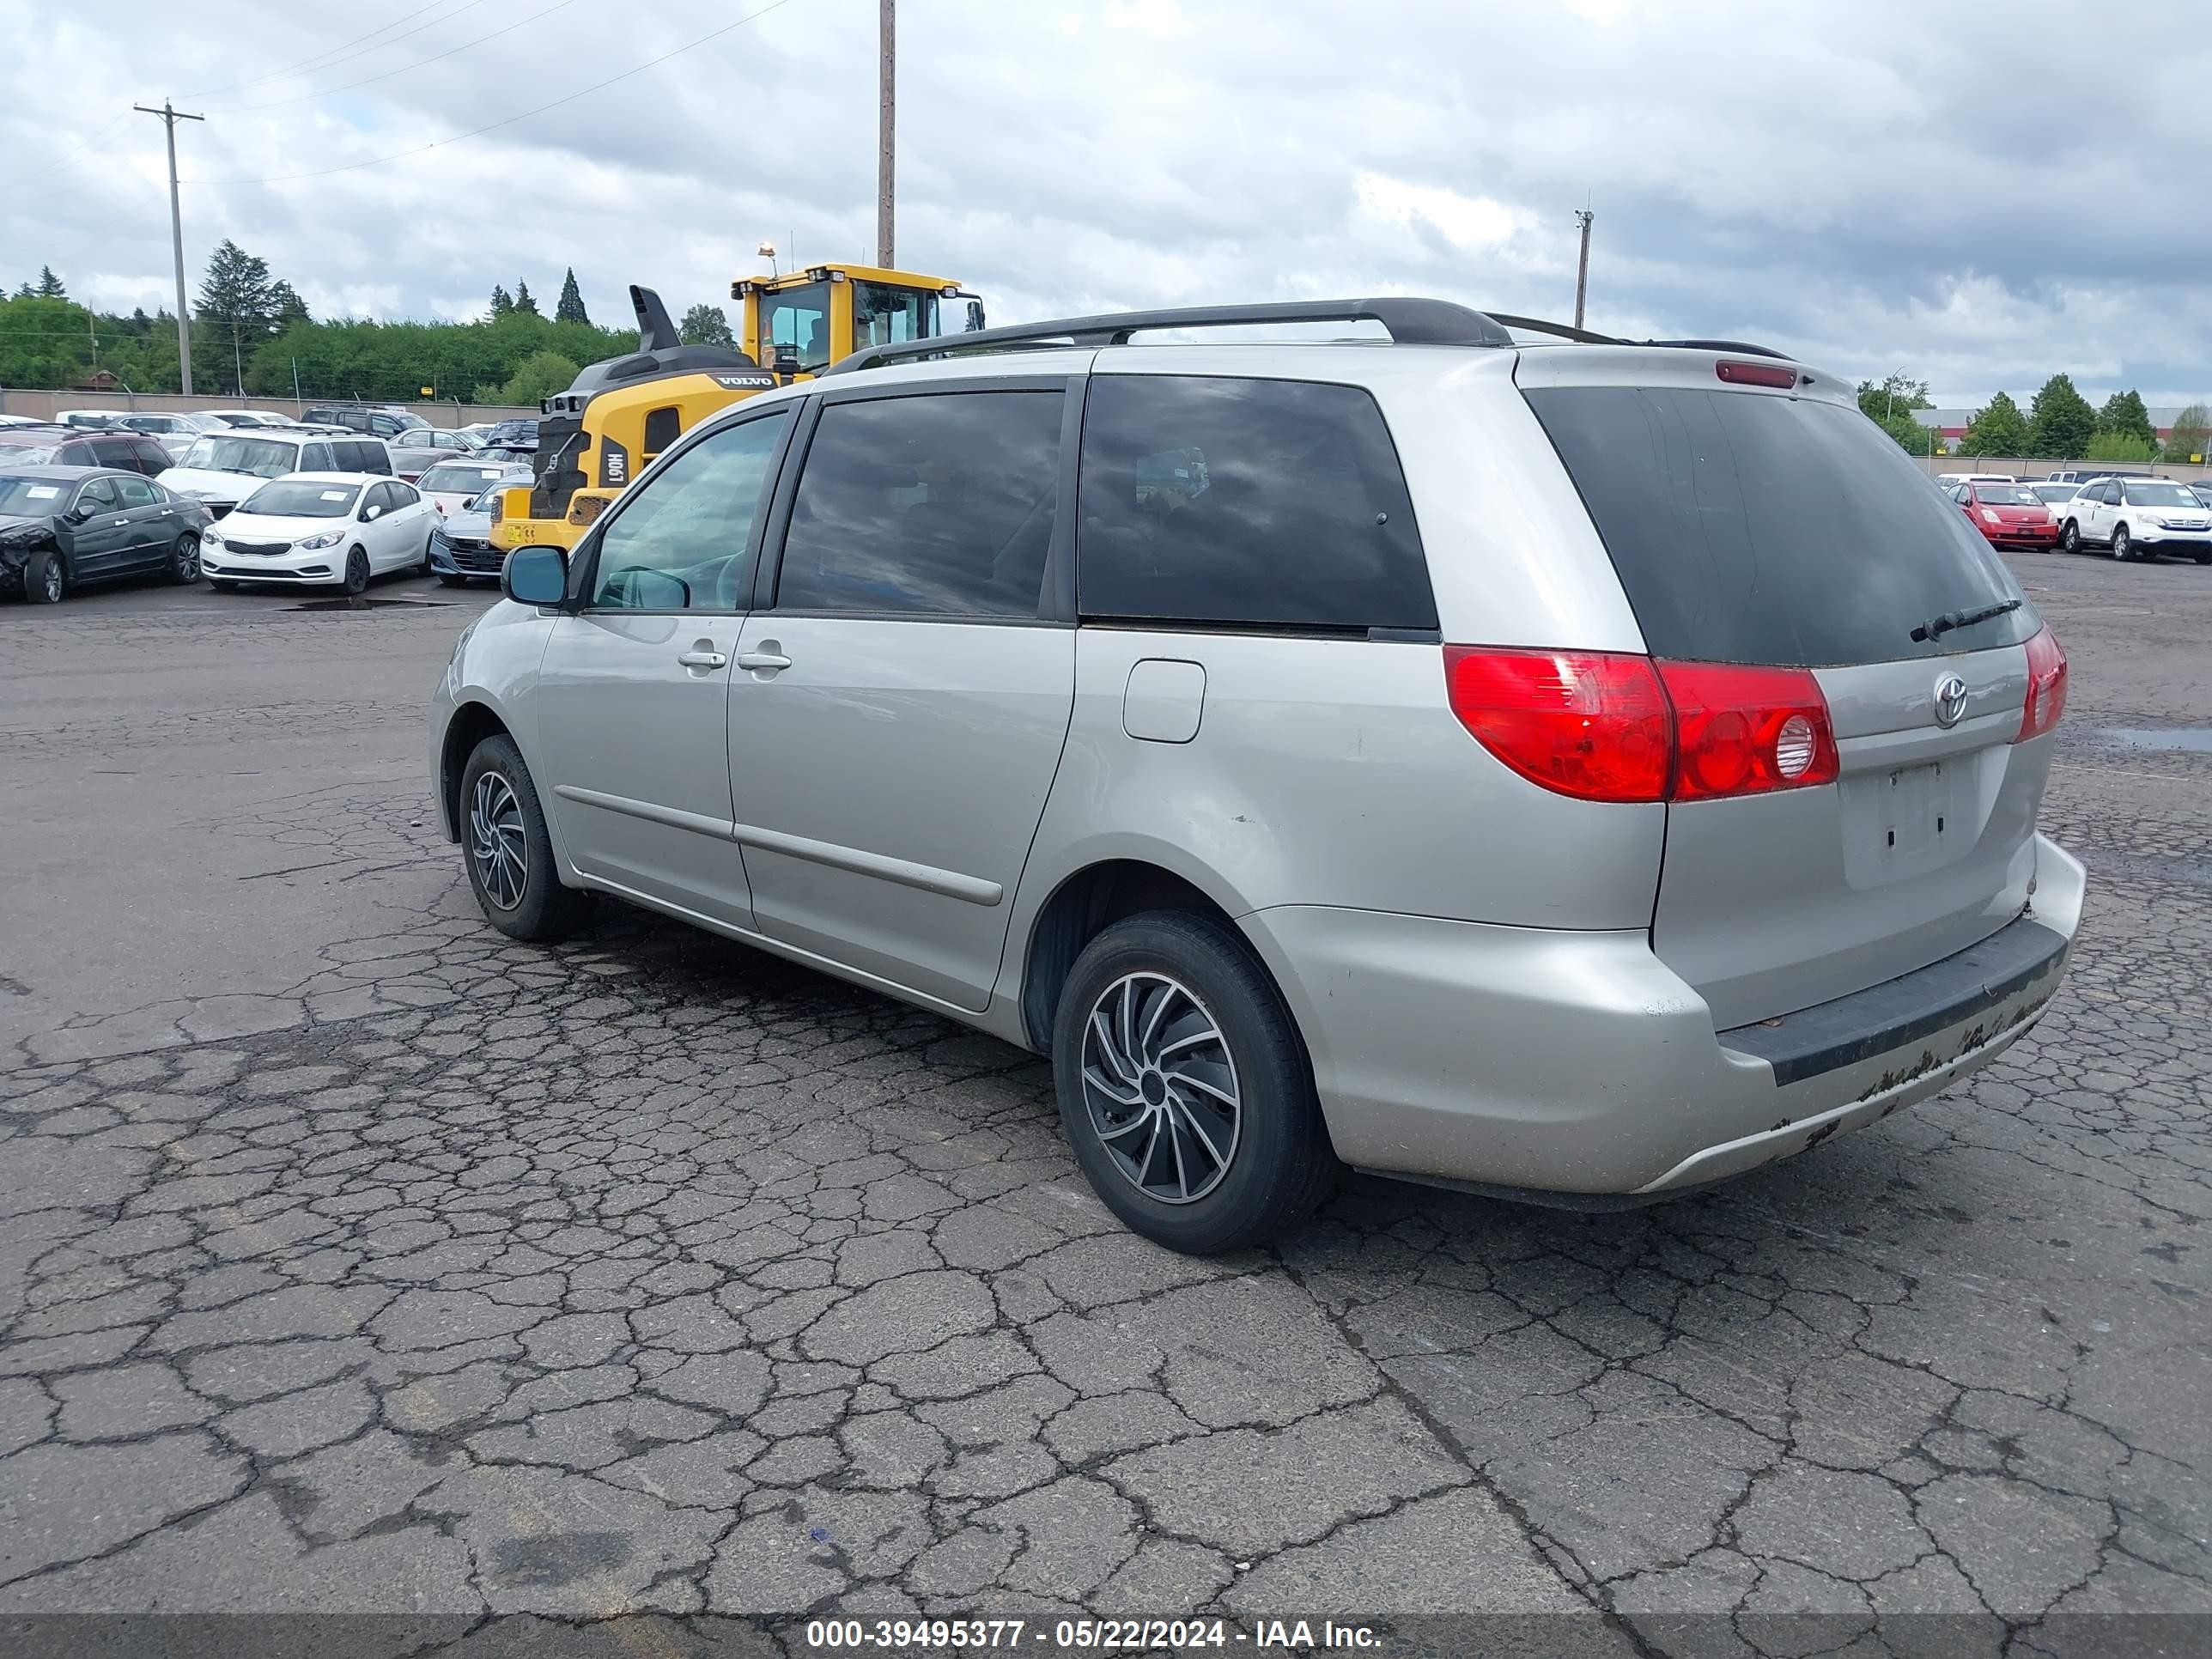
[196,239,287,392]
[513,280,539,317]
[34,265,66,300]
[495,349,579,406]
[270,281,312,328]
[1960,392,2031,456]
[0,295,94,388]
[2162,402,2211,464]
[2027,374,2097,459]
[488,283,514,320]
[1868,409,1933,455]
[2082,430,2158,463]
[678,303,734,347]
[554,267,589,325]
[2094,389,2156,449]
[1856,374,1931,423]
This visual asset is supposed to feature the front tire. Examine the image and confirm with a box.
[209,579,240,593]
[343,546,370,595]
[436,572,467,587]
[459,733,592,942]
[168,533,201,585]
[23,549,64,604]
[1051,910,1335,1255]
[2112,524,2131,561]
[2060,520,2081,553]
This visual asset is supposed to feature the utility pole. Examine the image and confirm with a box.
[877,0,895,268]
[1572,208,1593,331]
[134,100,204,395]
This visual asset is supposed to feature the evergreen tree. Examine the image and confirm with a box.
[1960,392,2031,457]
[554,267,589,325]
[270,280,313,327]
[197,240,283,390]
[678,303,735,347]
[2094,389,2156,450]
[34,265,66,300]
[2027,374,2097,459]
[11,281,32,300]
[489,283,514,320]
[513,280,539,316]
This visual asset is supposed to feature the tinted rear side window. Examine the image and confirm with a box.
[1525,386,2035,665]
[1077,374,1435,632]
[775,390,1061,618]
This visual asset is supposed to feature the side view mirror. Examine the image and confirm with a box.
[772,345,802,379]
[503,544,568,607]
[362,503,384,520]
[62,504,92,525]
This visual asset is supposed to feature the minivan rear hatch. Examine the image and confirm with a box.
[1520,350,2056,1028]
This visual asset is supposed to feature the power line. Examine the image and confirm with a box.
[178,0,475,100]
[181,0,805,187]
[222,0,578,116]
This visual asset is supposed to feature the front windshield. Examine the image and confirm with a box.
[852,282,939,350]
[420,465,509,494]
[179,435,298,478]
[2124,482,2199,508]
[239,480,358,518]
[0,476,73,514]
[1974,485,2039,506]
[0,439,61,465]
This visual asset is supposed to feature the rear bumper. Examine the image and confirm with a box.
[1241,832,2086,1197]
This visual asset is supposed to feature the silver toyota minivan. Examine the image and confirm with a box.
[428,300,2084,1255]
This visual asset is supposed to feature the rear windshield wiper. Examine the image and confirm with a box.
[1911,598,2021,643]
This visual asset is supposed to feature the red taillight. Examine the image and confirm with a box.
[1715,359,1798,389]
[2017,626,2068,742]
[1443,648,1840,804]
[1443,648,1671,802]
[1657,660,1838,800]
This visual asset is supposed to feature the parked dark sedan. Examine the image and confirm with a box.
[0,466,211,603]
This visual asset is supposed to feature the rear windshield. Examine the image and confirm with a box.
[1525,386,2037,665]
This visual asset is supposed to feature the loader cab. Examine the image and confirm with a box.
[734,264,986,381]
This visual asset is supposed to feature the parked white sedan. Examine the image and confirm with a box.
[199,473,435,594]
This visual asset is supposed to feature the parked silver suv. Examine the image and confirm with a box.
[428,300,2084,1254]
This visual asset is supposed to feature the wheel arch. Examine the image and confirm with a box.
[438,699,513,844]
[1014,853,1276,1054]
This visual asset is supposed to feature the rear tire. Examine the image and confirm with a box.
[1051,910,1336,1255]
[459,733,592,942]
[23,549,64,604]
[2193,552,2211,566]
[168,532,202,585]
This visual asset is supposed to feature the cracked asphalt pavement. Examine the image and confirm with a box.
[0,562,2206,1654]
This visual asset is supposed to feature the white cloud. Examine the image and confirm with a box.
[0,0,2205,405]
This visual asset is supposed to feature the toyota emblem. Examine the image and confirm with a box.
[1933,672,1969,728]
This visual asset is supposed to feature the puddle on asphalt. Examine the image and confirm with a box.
[286,597,454,612]
[2098,727,2212,753]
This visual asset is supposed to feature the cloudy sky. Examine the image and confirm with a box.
[5,0,2209,407]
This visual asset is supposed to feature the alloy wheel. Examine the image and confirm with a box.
[1079,971,1242,1204]
[40,559,62,602]
[2112,526,2130,561]
[469,770,528,910]
[174,535,200,582]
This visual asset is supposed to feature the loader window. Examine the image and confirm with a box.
[853,282,937,348]
[762,282,832,373]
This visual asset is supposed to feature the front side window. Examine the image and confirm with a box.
[775,390,1062,618]
[589,409,793,611]
[76,477,121,512]
[1076,375,1436,633]
[852,283,938,349]
[760,282,832,373]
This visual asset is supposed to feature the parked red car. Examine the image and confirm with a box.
[1949,480,2063,550]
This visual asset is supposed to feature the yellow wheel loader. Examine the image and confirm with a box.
[492,264,984,555]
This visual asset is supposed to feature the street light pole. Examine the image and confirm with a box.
[134,100,204,395]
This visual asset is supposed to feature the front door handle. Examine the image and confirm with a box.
[111,518,129,526]
[677,649,728,670]
[736,649,792,672]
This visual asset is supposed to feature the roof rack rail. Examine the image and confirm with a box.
[823,297,1517,375]
[1486,313,1626,345]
